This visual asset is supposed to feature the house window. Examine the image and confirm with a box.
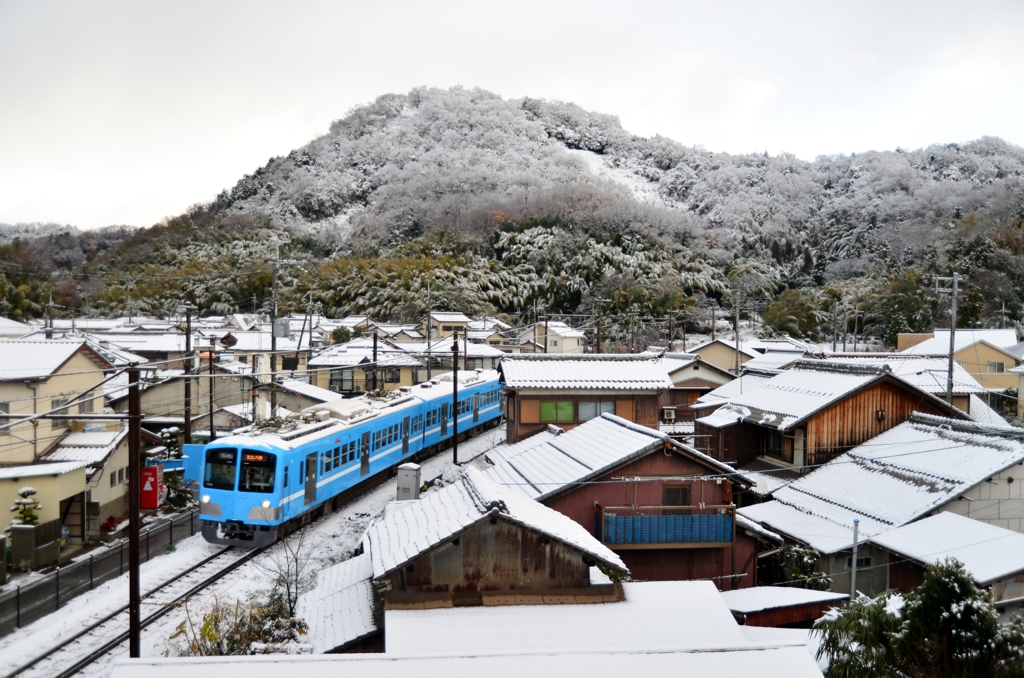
[110,472,116,487]
[385,369,401,383]
[79,397,95,414]
[118,468,125,484]
[989,362,1006,373]
[237,355,248,365]
[331,369,354,392]
[579,401,616,421]
[540,401,574,422]
[663,486,689,506]
[51,398,70,430]
[281,357,299,371]
[551,340,558,347]
[442,325,453,332]
[0,402,8,414]
[846,556,872,568]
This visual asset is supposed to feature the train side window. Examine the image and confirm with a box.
[284,465,289,488]
[334,447,341,469]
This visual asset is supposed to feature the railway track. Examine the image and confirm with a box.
[5,545,268,678]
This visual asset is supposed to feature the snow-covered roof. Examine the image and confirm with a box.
[500,354,674,391]
[220,403,291,419]
[739,414,1024,553]
[693,370,776,406]
[0,316,31,337]
[870,513,1024,586]
[45,426,128,470]
[385,581,755,656]
[467,317,511,331]
[485,414,747,502]
[820,355,986,396]
[295,552,376,653]
[0,461,87,480]
[657,352,701,376]
[691,361,956,432]
[902,328,1020,355]
[109,646,821,678]
[275,378,341,403]
[687,338,760,358]
[719,586,847,615]
[484,426,563,464]
[968,394,1015,430]
[364,467,627,580]
[91,332,193,354]
[745,337,817,353]
[426,311,471,323]
[0,339,112,381]
[742,350,805,371]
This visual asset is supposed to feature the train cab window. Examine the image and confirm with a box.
[239,450,276,493]
[204,448,237,490]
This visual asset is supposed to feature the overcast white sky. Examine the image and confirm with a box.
[2,0,1022,230]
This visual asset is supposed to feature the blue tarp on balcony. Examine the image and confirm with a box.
[603,514,733,544]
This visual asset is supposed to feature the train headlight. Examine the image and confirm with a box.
[202,495,210,503]
[262,500,271,509]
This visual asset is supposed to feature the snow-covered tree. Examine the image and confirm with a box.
[9,486,41,527]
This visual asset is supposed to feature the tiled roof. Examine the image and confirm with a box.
[741,351,805,371]
[484,427,562,464]
[739,414,1024,553]
[363,467,627,579]
[485,414,749,502]
[500,355,674,390]
[295,553,376,652]
[693,371,776,407]
[870,513,1024,586]
[969,394,1015,430]
[0,339,110,381]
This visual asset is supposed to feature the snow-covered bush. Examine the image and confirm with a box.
[8,486,41,528]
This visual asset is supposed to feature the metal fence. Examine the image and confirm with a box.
[0,510,199,638]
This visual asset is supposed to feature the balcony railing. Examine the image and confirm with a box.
[596,504,735,549]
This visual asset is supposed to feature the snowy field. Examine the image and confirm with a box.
[0,424,505,677]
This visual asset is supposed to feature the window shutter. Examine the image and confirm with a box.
[615,400,635,421]
[521,400,540,423]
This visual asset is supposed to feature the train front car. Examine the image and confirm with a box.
[199,439,283,547]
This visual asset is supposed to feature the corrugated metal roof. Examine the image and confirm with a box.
[364,467,627,579]
[742,351,805,371]
[295,552,376,653]
[0,339,108,381]
[500,355,674,390]
[277,379,341,403]
[46,425,128,467]
[693,371,775,407]
[485,414,747,502]
[719,585,847,614]
[968,394,1015,430]
[484,427,562,464]
[739,414,1024,553]
[870,513,1024,586]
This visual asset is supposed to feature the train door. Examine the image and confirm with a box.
[361,432,370,476]
[402,416,410,455]
[473,393,479,423]
[441,403,448,436]
[304,453,317,505]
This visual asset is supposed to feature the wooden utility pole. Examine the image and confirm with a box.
[183,305,194,445]
[208,339,216,441]
[936,273,961,404]
[426,283,432,381]
[451,331,459,465]
[371,332,378,392]
[128,365,141,657]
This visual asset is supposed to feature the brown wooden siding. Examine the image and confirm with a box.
[743,600,841,628]
[888,559,926,594]
[508,393,661,443]
[389,518,590,593]
[542,450,758,589]
[804,381,948,466]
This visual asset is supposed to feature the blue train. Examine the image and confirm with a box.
[183,369,503,547]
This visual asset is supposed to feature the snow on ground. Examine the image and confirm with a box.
[0,425,505,677]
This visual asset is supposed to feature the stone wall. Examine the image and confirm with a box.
[9,525,60,571]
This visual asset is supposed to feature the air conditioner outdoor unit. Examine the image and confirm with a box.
[662,407,676,423]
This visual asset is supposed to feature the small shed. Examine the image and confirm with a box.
[720,586,848,627]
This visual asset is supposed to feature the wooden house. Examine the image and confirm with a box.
[294,467,628,653]
[692,361,966,468]
[686,338,758,375]
[656,353,734,421]
[499,355,674,444]
[484,415,782,586]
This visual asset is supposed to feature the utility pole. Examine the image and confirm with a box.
[426,282,432,381]
[832,302,837,352]
[270,245,279,416]
[711,306,716,341]
[128,365,141,657]
[936,273,961,404]
[182,304,195,445]
[596,314,601,355]
[544,313,549,354]
[451,331,459,465]
[371,332,378,392]
[668,316,673,348]
[850,518,860,600]
[208,338,217,441]
[734,293,741,376]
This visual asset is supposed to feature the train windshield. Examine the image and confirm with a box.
[239,450,277,494]
[204,448,237,490]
